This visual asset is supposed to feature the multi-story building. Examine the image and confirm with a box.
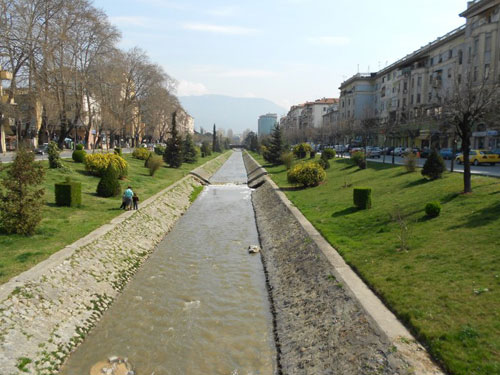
[258,113,278,136]
[299,98,338,129]
[280,104,305,132]
[337,0,500,149]
[0,68,15,153]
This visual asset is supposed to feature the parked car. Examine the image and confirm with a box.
[402,147,420,156]
[35,143,49,155]
[349,147,363,155]
[439,148,456,160]
[455,149,500,166]
[366,146,382,158]
[491,148,500,157]
[391,147,404,156]
[420,147,431,158]
[383,146,395,155]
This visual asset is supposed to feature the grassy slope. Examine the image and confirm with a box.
[251,152,499,375]
[0,152,224,284]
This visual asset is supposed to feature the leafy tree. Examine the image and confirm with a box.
[243,131,259,152]
[0,148,45,235]
[263,124,284,165]
[183,133,198,163]
[201,141,212,157]
[163,111,184,168]
[212,124,221,153]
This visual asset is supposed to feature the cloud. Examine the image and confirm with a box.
[207,6,238,17]
[182,23,258,35]
[177,80,209,96]
[219,69,276,78]
[305,36,351,46]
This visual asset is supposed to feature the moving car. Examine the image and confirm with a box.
[455,149,500,166]
[35,143,49,155]
[366,146,382,158]
[439,148,456,160]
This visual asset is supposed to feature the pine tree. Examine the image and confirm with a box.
[96,163,121,197]
[212,123,221,153]
[164,111,184,168]
[0,147,45,235]
[183,133,198,163]
[201,141,211,157]
[422,149,446,180]
[264,124,284,165]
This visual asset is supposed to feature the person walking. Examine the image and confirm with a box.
[132,192,139,210]
[124,186,134,210]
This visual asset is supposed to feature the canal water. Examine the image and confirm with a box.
[60,151,276,375]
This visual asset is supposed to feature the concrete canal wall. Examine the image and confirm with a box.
[243,152,444,375]
[0,153,230,375]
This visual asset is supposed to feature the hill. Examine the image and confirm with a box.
[179,94,287,134]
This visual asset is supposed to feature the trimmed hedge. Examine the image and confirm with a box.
[287,161,326,187]
[318,157,330,170]
[353,187,372,209]
[322,148,336,159]
[55,178,82,207]
[132,147,150,160]
[97,164,121,198]
[84,153,128,178]
[75,144,84,151]
[72,149,86,163]
[293,143,312,159]
[154,145,165,155]
[425,202,441,218]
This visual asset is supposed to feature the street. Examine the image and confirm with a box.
[0,148,133,163]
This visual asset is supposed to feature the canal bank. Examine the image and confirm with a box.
[243,152,444,375]
[0,153,231,375]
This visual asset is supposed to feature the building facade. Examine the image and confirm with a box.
[258,113,278,136]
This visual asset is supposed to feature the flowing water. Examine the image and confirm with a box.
[60,151,276,375]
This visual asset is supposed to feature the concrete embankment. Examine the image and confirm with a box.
[0,152,230,375]
[243,152,443,375]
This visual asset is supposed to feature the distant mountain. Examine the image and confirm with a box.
[179,94,287,135]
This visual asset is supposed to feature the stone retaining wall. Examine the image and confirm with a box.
[243,152,443,375]
[0,153,230,375]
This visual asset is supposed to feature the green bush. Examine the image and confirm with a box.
[201,141,212,157]
[72,149,86,163]
[154,145,165,155]
[318,157,330,170]
[132,147,150,160]
[353,187,372,209]
[96,164,121,198]
[114,147,122,156]
[55,177,82,207]
[183,134,198,163]
[293,143,312,159]
[48,141,63,169]
[75,144,84,151]
[322,148,336,159]
[148,155,163,176]
[351,151,366,169]
[287,162,326,187]
[280,152,294,170]
[425,202,441,218]
[84,153,128,178]
[310,150,316,159]
[404,152,417,172]
[422,149,445,180]
[144,152,153,167]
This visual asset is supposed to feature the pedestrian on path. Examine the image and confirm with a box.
[124,186,134,210]
[132,193,139,210]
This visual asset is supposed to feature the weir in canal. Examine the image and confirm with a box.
[60,151,277,375]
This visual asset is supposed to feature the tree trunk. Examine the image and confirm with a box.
[462,136,472,193]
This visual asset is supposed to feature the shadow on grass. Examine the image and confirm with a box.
[331,207,359,217]
[449,201,500,229]
[417,215,433,223]
[441,192,460,204]
[280,186,307,192]
[404,178,431,188]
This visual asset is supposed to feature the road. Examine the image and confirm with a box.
[348,154,500,177]
[0,148,133,163]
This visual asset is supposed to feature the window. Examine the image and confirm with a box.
[439,54,443,63]
[403,98,407,107]
[474,66,478,81]
[392,87,395,93]
[429,74,433,84]
[411,78,415,88]
[458,49,463,64]
[382,77,385,83]
[485,64,490,80]
[417,94,421,104]
[448,68,452,78]
[458,74,462,84]
[417,76,422,87]
[403,81,408,91]
[430,57,434,66]
[485,33,492,52]
[449,49,453,59]
[428,92,432,101]
[411,95,414,104]
[473,37,479,55]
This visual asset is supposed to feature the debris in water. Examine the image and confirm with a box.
[183,300,201,310]
[90,357,133,375]
[248,245,261,254]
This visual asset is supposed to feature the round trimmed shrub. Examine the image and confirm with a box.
[72,149,87,163]
[154,145,165,155]
[351,151,366,169]
[148,155,163,176]
[97,164,121,198]
[318,157,330,170]
[132,147,150,160]
[422,149,445,180]
[75,144,84,151]
[287,162,326,187]
[353,187,372,209]
[322,148,336,159]
[84,153,128,178]
[293,143,312,159]
[425,202,441,218]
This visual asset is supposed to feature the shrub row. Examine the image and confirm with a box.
[84,153,128,178]
[287,161,325,187]
[132,147,151,160]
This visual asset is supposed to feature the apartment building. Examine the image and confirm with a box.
[299,98,338,129]
[337,0,500,149]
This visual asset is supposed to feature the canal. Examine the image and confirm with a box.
[60,151,276,375]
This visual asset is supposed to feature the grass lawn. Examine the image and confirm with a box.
[251,152,500,375]
[0,151,226,284]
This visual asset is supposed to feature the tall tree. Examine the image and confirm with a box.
[182,133,197,163]
[212,123,220,152]
[163,111,183,168]
[265,124,284,165]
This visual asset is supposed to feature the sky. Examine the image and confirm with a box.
[94,0,467,110]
